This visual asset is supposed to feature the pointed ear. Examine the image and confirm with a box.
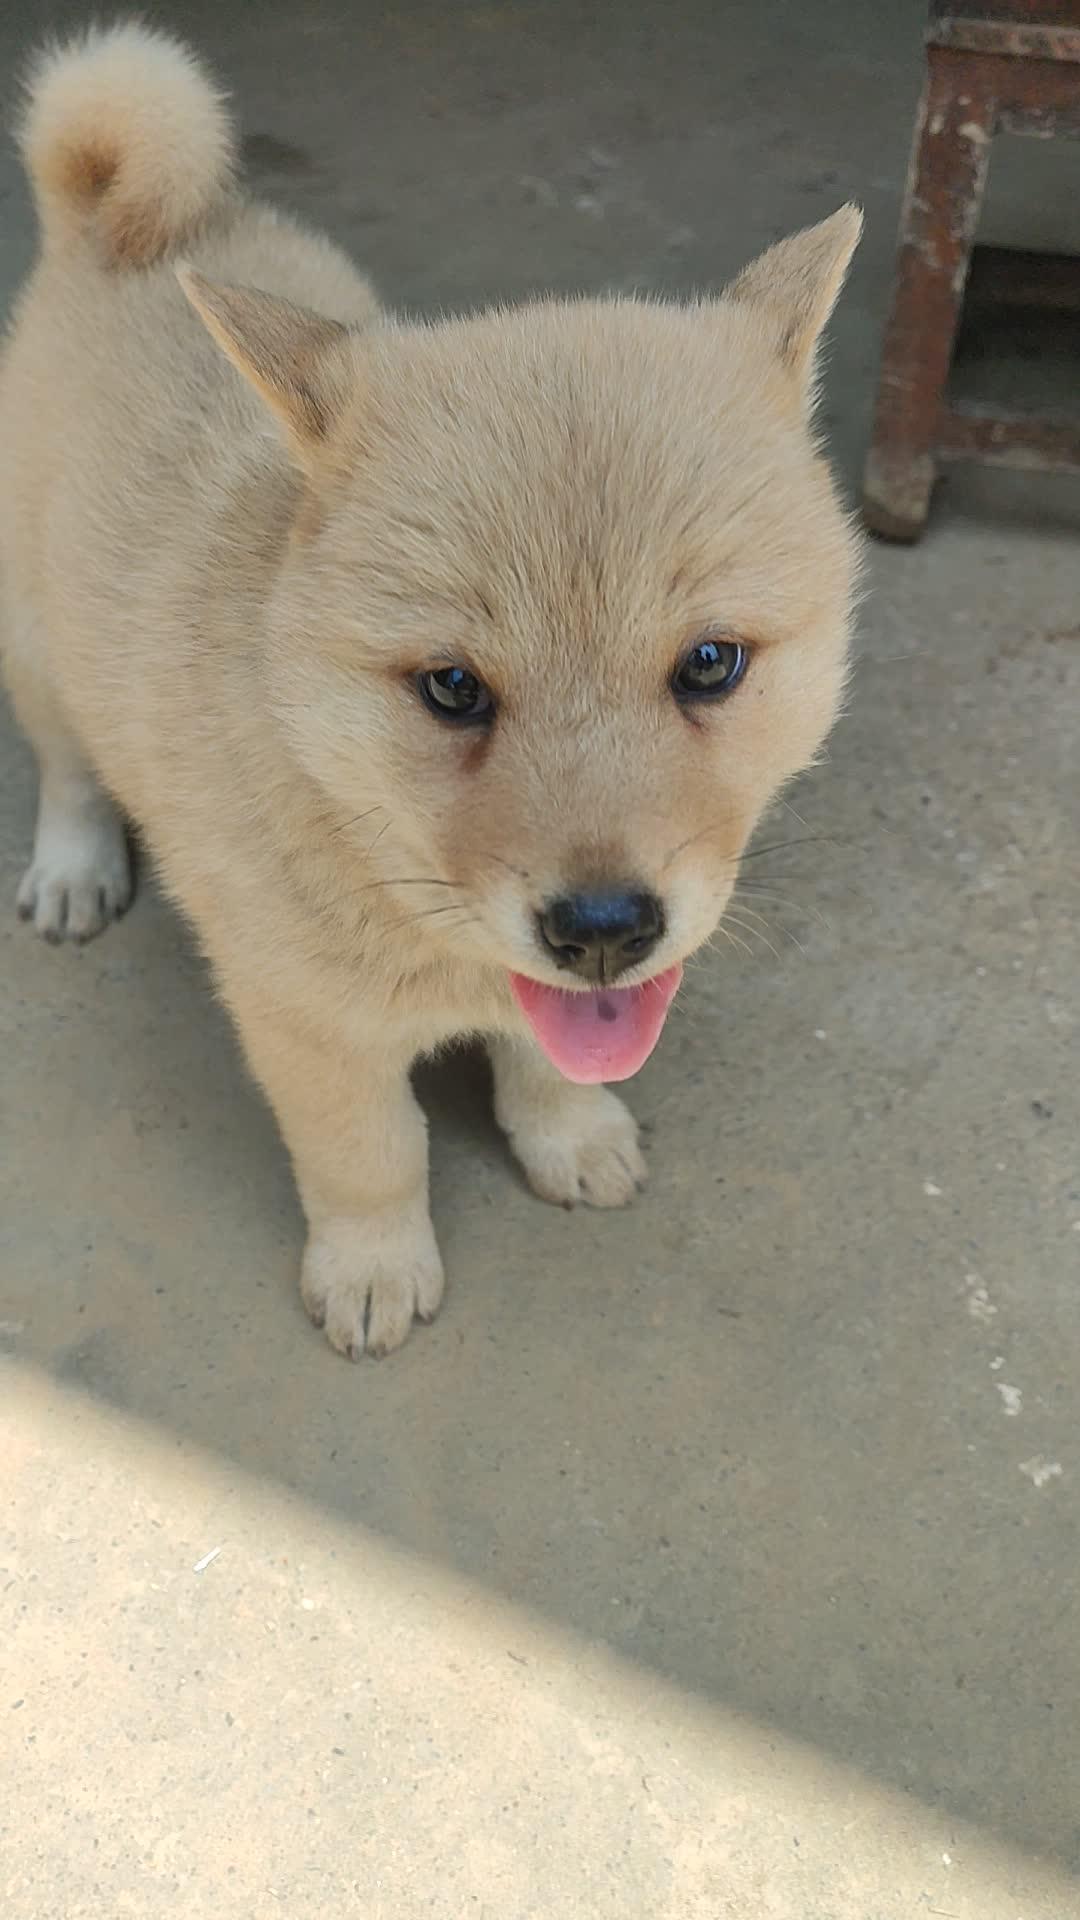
[726,205,862,400]
[177,267,352,464]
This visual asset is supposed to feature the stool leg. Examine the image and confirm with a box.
[863,49,996,541]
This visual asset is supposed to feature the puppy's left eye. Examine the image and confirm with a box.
[418,666,494,722]
[673,638,748,700]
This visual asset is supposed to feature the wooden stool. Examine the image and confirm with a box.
[863,1,1080,541]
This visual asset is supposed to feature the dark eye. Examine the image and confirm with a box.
[673,638,748,701]
[418,665,493,722]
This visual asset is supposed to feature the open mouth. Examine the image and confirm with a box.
[509,965,683,1084]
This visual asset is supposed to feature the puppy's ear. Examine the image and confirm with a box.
[726,205,862,403]
[177,267,353,466]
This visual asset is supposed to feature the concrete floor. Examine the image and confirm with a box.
[3,2,1080,1914]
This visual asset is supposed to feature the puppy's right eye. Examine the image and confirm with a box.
[418,666,494,722]
[672,637,748,701]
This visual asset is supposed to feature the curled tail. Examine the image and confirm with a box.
[18,21,236,269]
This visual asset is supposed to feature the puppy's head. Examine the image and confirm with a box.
[182,209,861,1081]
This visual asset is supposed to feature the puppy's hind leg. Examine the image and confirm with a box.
[4,613,132,943]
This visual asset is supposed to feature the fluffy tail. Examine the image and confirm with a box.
[18,21,236,268]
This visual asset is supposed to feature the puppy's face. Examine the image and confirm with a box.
[184,211,860,1079]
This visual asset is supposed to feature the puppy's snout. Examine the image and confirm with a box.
[537,888,665,983]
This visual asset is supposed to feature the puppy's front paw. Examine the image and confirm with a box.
[17,817,132,943]
[508,1086,646,1209]
[300,1213,445,1360]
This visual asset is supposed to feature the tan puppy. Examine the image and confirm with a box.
[0,24,861,1358]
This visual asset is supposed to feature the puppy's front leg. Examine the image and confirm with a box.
[234,998,443,1358]
[490,1036,646,1210]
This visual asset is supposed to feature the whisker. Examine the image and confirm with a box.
[356,876,460,894]
[486,851,531,882]
[669,825,850,883]
[731,902,809,958]
[732,886,829,930]
[723,913,783,963]
[710,924,753,962]
[662,824,716,873]
[775,795,812,830]
[739,835,843,862]
[679,953,716,982]
[364,818,392,860]
[859,650,930,665]
[332,805,383,838]
[385,903,478,933]
[725,903,779,937]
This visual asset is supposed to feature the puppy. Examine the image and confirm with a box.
[0,24,860,1358]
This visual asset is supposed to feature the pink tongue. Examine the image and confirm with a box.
[509,965,683,1084]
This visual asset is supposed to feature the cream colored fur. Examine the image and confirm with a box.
[0,23,861,1358]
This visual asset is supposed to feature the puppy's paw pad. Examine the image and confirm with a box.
[301,1219,445,1360]
[511,1088,646,1209]
[17,827,132,943]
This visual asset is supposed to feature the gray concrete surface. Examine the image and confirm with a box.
[2,2,1080,1914]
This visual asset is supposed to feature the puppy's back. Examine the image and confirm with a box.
[0,22,379,828]
[0,23,377,615]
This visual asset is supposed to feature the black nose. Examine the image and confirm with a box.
[537,889,665,982]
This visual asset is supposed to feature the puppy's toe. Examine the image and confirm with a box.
[510,1086,646,1209]
[300,1215,446,1360]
